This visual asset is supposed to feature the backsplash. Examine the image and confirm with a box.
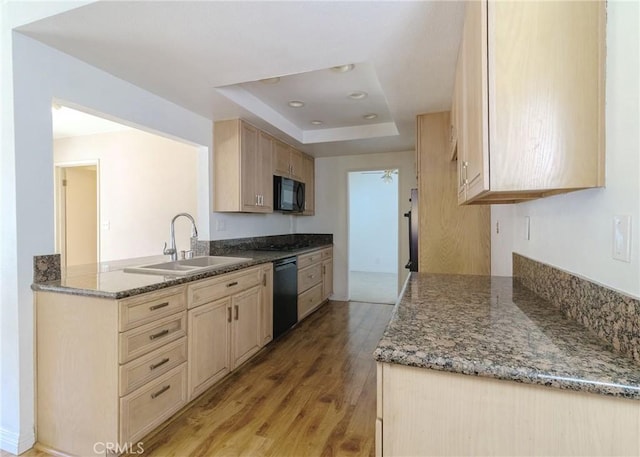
[513,253,640,365]
[195,233,333,256]
[33,254,61,282]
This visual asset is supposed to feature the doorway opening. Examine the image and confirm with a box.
[54,162,99,268]
[348,169,399,304]
[52,103,201,265]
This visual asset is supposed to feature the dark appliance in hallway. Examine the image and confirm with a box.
[404,188,419,272]
[272,256,298,338]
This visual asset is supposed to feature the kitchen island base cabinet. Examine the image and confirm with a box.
[297,247,333,321]
[187,266,267,400]
[377,363,640,456]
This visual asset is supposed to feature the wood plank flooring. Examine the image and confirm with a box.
[3,300,392,457]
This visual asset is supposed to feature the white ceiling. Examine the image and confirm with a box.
[19,1,465,157]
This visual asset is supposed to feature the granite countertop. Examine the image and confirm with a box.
[31,244,331,299]
[374,273,640,399]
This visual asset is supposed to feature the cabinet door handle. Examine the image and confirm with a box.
[227,281,238,288]
[262,273,266,286]
[150,384,171,399]
[234,305,239,320]
[149,329,170,340]
[149,302,169,311]
[149,358,170,371]
[227,307,232,323]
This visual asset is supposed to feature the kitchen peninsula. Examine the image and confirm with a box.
[31,234,333,457]
[374,264,640,456]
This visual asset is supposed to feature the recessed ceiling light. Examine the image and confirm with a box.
[260,77,281,84]
[331,64,355,73]
[310,120,323,125]
[288,100,305,108]
[348,91,368,100]
[363,113,378,120]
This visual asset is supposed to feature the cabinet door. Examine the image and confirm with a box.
[240,122,260,211]
[302,154,315,215]
[322,258,333,301]
[273,140,291,177]
[260,264,273,346]
[289,147,304,181]
[258,132,273,211]
[231,285,262,369]
[187,297,231,399]
[459,0,490,203]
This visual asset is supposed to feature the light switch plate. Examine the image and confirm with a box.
[613,215,631,262]
[524,216,531,241]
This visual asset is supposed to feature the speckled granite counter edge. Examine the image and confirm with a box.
[374,346,640,399]
[32,241,332,299]
[513,253,640,365]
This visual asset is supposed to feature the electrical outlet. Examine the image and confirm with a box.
[613,215,631,262]
[215,220,226,231]
[101,221,110,231]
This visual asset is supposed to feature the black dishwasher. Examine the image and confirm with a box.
[273,257,298,339]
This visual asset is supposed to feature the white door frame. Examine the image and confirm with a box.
[54,160,100,268]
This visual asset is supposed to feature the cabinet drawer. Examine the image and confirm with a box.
[298,282,323,320]
[120,363,187,444]
[297,250,322,269]
[320,247,333,260]
[298,263,322,294]
[119,337,187,396]
[119,286,186,332]
[119,312,186,364]
[188,266,262,309]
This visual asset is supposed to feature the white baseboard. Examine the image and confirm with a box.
[0,427,35,455]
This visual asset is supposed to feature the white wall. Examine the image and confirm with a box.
[348,171,398,273]
[491,0,640,298]
[55,129,199,261]
[1,29,299,452]
[296,150,416,301]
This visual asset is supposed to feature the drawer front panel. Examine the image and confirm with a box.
[120,364,187,444]
[298,283,323,320]
[119,312,186,364]
[297,250,322,269]
[119,337,187,396]
[298,263,322,294]
[320,247,333,260]
[119,286,186,332]
[188,266,262,309]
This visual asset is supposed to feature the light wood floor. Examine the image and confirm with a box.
[2,300,392,457]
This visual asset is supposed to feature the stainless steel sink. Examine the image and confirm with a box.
[124,256,252,276]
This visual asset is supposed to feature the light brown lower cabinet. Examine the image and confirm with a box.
[376,363,640,456]
[297,247,332,321]
[187,265,270,400]
[35,264,273,457]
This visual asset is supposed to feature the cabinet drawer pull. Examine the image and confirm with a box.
[227,307,232,323]
[234,305,239,320]
[150,384,171,399]
[227,281,239,287]
[149,329,170,340]
[149,302,169,311]
[149,358,170,371]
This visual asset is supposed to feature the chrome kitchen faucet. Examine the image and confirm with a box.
[163,212,198,261]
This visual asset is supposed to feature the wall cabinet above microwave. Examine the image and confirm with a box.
[214,119,273,213]
[454,1,605,205]
[213,119,315,215]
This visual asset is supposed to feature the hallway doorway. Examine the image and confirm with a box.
[54,162,99,267]
[348,169,399,304]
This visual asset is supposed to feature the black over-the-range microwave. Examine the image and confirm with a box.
[273,175,305,212]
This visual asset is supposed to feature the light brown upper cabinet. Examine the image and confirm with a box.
[455,1,605,205]
[301,154,315,215]
[214,119,273,213]
[273,140,304,182]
